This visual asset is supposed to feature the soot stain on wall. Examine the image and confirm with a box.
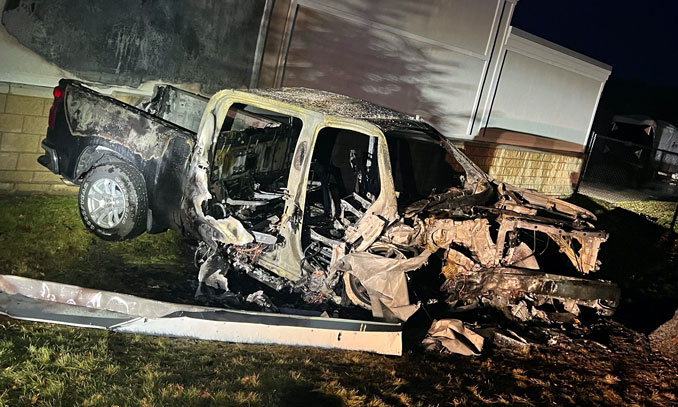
[2,0,266,92]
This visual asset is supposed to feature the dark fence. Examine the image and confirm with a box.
[576,132,678,231]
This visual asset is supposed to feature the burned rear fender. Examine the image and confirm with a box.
[64,83,195,230]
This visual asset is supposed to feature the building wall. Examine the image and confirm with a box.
[0,0,267,94]
[0,0,602,197]
[485,28,611,146]
[0,84,77,194]
[259,1,608,196]
[0,81,580,197]
[259,2,610,147]
[260,0,516,138]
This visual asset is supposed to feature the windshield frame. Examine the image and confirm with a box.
[382,122,490,185]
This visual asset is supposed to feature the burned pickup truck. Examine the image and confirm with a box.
[40,80,619,322]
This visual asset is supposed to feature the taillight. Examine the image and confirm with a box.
[48,86,64,128]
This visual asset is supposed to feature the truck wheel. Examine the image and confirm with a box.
[343,243,408,310]
[78,162,147,241]
[343,273,372,310]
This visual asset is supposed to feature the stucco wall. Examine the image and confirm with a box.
[263,0,516,139]
[1,0,267,93]
[487,28,611,146]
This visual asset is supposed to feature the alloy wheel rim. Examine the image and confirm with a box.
[86,178,126,229]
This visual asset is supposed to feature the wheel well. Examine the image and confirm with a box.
[75,146,130,182]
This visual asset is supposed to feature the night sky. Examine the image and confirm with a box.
[512,0,678,88]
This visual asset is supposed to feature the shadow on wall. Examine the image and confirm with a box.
[1,0,266,92]
[282,2,474,136]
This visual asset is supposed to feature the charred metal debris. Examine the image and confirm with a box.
[178,88,618,323]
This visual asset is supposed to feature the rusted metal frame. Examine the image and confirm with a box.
[494,217,516,263]
[507,185,597,222]
[450,267,620,315]
[510,219,607,239]
[495,216,606,272]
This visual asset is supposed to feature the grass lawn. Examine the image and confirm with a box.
[614,201,677,230]
[1,194,677,406]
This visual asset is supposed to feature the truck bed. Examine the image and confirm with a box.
[39,79,207,232]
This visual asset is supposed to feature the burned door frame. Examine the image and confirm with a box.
[259,117,400,282]
[200,93,398,282]
[301,120,399,254]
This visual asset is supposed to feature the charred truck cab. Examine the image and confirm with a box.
[183,88,618,321]
[40,82,619,323]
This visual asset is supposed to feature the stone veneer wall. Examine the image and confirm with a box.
[459,142,583,197]
[0,84,147,195]
[0,84,77,194]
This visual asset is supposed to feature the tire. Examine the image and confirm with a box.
[78,162,148,241]
[343,272,372,310]
[342,243,407,310]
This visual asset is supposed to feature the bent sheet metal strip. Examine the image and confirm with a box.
[0,275,402,356]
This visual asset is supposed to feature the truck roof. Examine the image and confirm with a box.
[241,87,429,132]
